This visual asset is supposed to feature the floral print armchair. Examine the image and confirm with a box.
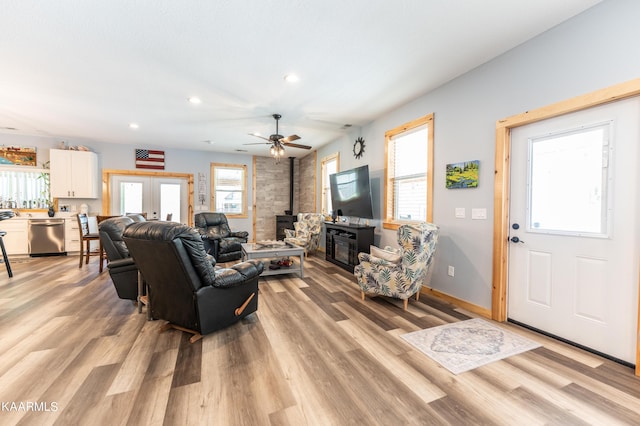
[284,213,325,256]
[354,222,439,310]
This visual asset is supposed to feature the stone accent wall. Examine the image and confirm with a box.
[298,152,316,213]
[254,154,317,241]
[254,156,291,241]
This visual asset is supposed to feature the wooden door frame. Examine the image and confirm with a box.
[492,78,640,374]
[102,169,194,226]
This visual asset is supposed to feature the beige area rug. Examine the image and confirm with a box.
[401,318,541,375]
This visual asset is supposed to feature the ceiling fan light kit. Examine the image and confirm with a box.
[244,113,312,162]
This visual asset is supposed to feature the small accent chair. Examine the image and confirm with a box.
[123,221,264,343]
[283,213,324,256]
[354,222,439,310]
[77,213,100,269]
[98,216,145,300]
[194,212,249,262]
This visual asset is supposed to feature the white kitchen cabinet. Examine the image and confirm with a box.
[65,217,80,253]
[50,150,99,198]
[64,216,99,253]
[1,219,28,255]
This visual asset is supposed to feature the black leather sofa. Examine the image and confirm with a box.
[123,221,264,342]
[98,216,142,300]
[194,212,248,262]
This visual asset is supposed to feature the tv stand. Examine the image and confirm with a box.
[325,222,375,273]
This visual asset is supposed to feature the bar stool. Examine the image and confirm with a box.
[0,210,15,278]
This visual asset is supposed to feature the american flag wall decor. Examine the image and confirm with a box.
[135,149,165,170]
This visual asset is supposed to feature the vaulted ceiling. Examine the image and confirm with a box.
[0,0,602,157]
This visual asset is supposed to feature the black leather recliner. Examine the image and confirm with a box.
[99,216,141,300]
[194,212,249,262]
[123,221,263,342]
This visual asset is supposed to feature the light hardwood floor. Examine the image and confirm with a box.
[1,255,639,425]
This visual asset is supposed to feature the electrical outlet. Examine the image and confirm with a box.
[448,265,455,277]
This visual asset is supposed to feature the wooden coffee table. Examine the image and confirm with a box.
[241,242,304,278]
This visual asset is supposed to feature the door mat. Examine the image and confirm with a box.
[401,318,541,375]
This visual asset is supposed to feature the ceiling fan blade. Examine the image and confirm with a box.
[280,134,300,143]
[242,142,272,146]
[247,133,271,142]
[283,142,312,150]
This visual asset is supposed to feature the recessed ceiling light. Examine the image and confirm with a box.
[129,123,139,129]
[284,74,299,83]
[188,97,202,104]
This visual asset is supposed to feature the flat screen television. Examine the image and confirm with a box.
[329,165,374,219]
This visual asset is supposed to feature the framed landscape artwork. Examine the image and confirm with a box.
[446,160,479,189]
[0,146,37,166]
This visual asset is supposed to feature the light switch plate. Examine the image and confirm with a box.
[455,208,466,218]
[471,208,487,220]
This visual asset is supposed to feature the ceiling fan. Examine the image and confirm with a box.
[245,114,312,159]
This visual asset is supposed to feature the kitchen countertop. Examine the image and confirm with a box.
[0,210,80,220]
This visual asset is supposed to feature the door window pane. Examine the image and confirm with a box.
[120,182,143,215]
[528,123,611,236]
[160,183,180,222]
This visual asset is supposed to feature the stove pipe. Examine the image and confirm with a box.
[287,157,294,215]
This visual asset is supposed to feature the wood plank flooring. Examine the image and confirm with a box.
[1,255,639,425]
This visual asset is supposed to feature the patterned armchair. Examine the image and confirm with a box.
[354,222,439,310]
[284,213,325,256]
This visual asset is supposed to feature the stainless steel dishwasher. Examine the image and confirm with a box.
[28,219,66,256]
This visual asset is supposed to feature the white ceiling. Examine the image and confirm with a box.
[0,0,602,158]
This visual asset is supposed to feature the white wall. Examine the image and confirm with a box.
[317,0,640,309]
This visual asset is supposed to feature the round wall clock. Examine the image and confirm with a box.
[353,137,365,159]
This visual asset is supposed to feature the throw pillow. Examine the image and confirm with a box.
[369,245,402,264]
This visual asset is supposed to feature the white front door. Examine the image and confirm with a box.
[508,97,640,364]
[110,175,188,223]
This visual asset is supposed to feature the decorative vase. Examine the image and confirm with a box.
[47,206,55,217]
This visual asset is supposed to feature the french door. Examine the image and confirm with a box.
[110,175,188,223]
[507,97,639,364]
